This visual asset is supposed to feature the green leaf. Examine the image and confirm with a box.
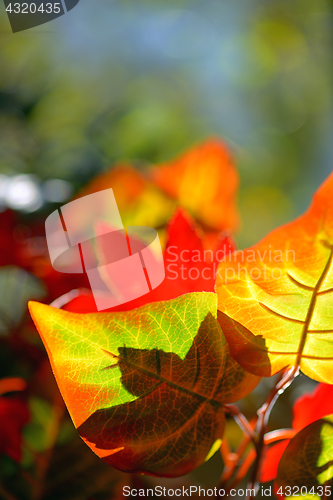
[29,292,248,477]
[277,415,333,492]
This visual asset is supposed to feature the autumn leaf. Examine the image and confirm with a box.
[77,139,240,236]
[163,208,235,295]
[216,172,333,382]
[276,415,333,492]
[261,440,290,484]
[77,163,176,230]
[29,292,232,477]
[59,208,235,313]
[0,210,18,267]
[78,163,147,209]
[54,211,258,404]
[261,383,333,483]
[151,139,239,232]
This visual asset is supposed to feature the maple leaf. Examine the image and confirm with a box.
[29,292,258,476]
[216,172,333,382]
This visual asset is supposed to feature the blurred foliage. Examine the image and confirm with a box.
[0,0,332,247]
[0,0,332,497]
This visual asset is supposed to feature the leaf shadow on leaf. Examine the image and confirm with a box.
[78,312,227,478]
[277,418,333,490]
[217,311,271,377]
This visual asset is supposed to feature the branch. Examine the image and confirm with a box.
[223,404,256,444]
[264,429,295,444]
[247,366,299,498]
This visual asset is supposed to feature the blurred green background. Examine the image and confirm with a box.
[0,0,332,247]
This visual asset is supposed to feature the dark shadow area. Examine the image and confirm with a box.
[217,311,271,377]
[78,313,226,477]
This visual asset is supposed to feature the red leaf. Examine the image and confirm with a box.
[61,209,235,313]
[293,383,333,431]
[261,440,290,484]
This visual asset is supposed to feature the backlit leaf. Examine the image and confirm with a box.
[59,208,235,313]
[29,292,233,477]
[219,355,260,404]
[216,172,333,382]
[79,139,240,236]
[77,163,175,230]
[276,415,333,491]
[151,139,239,232]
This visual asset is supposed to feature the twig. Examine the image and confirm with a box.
[264,429,295,444]
[220,438,235,468]
[246,366,299,498]
[228,449,256,490]
[223,404,256,444]
[218,419,255,494]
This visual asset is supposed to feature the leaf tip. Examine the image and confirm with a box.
[28,300,49,322]
[28,301,61,337]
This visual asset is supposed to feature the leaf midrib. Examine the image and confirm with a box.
[295,245,333,366]
[102,347,223,408]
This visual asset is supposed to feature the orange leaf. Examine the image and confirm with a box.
[216,173,333,381]
[78,163,147,209]
[77,163,175,230]
[151,139,239,232]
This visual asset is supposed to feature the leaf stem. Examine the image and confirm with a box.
[218,368,298,500]
[0,377,26,396]
[264,429,295,444]
[246,366,299,498]
[223,405,256,444]
[218,428,254,493]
